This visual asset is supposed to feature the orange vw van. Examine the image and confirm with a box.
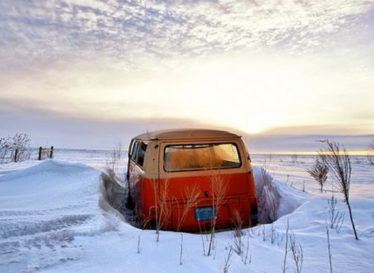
[126,129,258,232]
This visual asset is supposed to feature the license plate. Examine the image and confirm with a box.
[195,207,217,221]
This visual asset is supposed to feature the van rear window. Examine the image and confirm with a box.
[164,143,241,172]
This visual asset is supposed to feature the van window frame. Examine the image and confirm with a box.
[131,141,140,162]
[128,139,135,157]
[163,142,242,173]
[136,142,147,167]
[130,140,148,169]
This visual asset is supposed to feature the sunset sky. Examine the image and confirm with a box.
[1,0,373,150]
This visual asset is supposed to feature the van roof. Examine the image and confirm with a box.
[134,129,241,141]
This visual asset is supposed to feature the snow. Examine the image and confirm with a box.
[0,151,373,273]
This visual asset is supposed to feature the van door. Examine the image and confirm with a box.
[126,138,135,180]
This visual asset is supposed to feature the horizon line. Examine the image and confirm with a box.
[251,150,374,156]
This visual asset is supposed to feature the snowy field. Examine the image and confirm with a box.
[0,149,373,273]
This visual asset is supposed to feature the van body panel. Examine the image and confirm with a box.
[157,173,249,201]
[127,129,258,232]
[128,160,144,217]
[171,198,240,231]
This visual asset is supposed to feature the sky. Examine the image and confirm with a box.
[0,0,374,151]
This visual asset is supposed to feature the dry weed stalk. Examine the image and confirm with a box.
[137,235,141,254]
[207,173,228,256]
[282,218,289,273]
[262,225,266,242]
[319,140,359,240]
[177,184,200,231]
[327,195,344,232]
[179,233,183,265]
[243,232,251,264]
[106,143,123,172]
[152,178,171,242]
[232,210,243,255]
[270,224,276,244]
[326,226,333,273]
[198,221,206,256]
[289,233,303,273]
[223,247,233,273]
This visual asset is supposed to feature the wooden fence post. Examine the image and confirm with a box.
[14,149,18,162]
[50,146,54,158]
[38,147,42,160]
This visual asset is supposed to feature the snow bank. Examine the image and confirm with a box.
[0,160,113,272]
[253,166,306,223]
[1,159,373,273]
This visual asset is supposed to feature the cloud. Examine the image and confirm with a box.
[0,0,373,69]
[0,100,242,149]
[1,0,373,144]
[1,100,372,151]
[1,49,373,136]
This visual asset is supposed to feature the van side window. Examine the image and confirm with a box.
[136,142,147,167]
[131,141,139,161]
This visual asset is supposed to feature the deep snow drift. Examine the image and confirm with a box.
[0,158,373,273]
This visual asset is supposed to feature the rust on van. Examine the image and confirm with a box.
[126,129,258,232]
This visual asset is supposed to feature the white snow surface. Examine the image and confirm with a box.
[0,152,373,273]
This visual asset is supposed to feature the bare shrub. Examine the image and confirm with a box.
[0,133,31,163]
[11,133,31,162]
[319,140,359,240]
[106,143,123,174]
[307,157,329,192]
[327,194,344,232]
[289,233,303,273]
[256,167,281,223]
[0,137,11,163]
[101,170,127,216]
[103,143,134,221]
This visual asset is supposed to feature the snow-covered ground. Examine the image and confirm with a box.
[0,150,373,273]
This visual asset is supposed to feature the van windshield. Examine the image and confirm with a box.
[164,143,241,172]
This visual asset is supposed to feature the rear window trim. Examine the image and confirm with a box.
[163,142,242,173]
